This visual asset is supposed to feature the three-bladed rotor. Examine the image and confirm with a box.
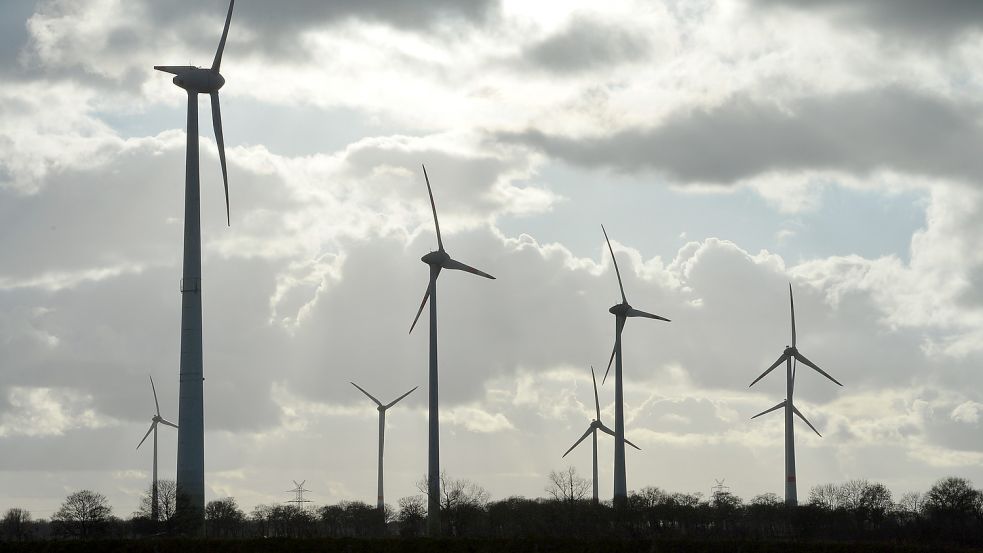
[562,367,641,458]
[409,165,496,333]
[154,0,235,226]
[749,285,843,389]
[601,225,670,383]
[137,375,178,450]
[351,382,418,412]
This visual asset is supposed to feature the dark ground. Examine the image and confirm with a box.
[2,539,982,553]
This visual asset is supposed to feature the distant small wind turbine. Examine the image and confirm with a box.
[749,284,842,507]
[600,225,669,506]
[136,376,178,523]
[351,382,418,511]
[409,165,496,536]
[153,0,235,529]
[562,367,640,503]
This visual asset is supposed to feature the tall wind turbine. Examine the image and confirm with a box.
[351,382,418,511]
[153,0,235,528]
[137,376,178,523]
[749,284,842,507]
[562,367,640,503]
[600,225,669,506]
[409,165,495,535]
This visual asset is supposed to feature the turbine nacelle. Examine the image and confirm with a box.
[421,250,450,266]
[154,66,226,94]
[609,303,632,317]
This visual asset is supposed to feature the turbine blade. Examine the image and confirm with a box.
[212,0,235,71]
[153,65,192,75]
[626,307,670,322]
[136,422,155,450]
[150,375,160,417]
[789,283,796,348]
[794,352,843,387]
[385,386,418,409]
[422,165,443,251]
[409,271,437,334]
[749,352,789,387]
[442,257,495,279]
[596,422,615,437]
[792,405,822,437]
[350,382,382,406]
[562,427,593,458]
[602,316,626,385]
[601,225,627,304]
[210,92,230,226]
[596,422,639,450]
[751,399,787,420]
[158,418,178,429]
[591,366,600,421]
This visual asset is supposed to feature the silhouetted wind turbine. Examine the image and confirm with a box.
[749,284,842,507]
[153,0,235,529]
[600,225,669,507]
[409,165,495,536]
[136,376,178,523]
[351,382,418,511]
[562,367,640,503]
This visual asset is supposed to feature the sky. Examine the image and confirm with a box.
[1,0,983,519]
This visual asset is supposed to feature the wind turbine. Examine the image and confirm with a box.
[351,382,418,511]
[562,367,640,503]
[136,376,178,523]
[153,0,235,529]
[409,165,495,536]
[599,225,669,507]
[749,284,842,507]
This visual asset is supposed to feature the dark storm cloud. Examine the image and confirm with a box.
[503,87,983,185]
[749,0,983,42]
[523,17,651,74]
[142,0,499,57]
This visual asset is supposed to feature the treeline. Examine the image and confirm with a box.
[4,473,983,547]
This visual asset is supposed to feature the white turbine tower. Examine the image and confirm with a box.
[600,225,669,507]
[749,284,842,507]
[409,165,496,536]
[154,0,235,530]
[562,367,640,503]
[136,376,178,523]
[351,382,418,512]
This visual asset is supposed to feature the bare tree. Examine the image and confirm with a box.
[416,471,491,511]
[809,483,841,510]
[136,479,177,522]
[416,471,490,536]
[205,497,245,538]
[1,508,32,541]
[546,467,591,502]
[53,490,112,538]
[396,496,427,537]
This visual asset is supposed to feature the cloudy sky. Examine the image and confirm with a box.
[3,0,983,518]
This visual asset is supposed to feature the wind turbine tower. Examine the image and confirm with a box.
[562,367,640,503]
[600,226,669,507]
[351,382,417,511]
[749,284,842,507]
[409,165,496,535]
[153,0,236,529]
[136,376,178,523]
